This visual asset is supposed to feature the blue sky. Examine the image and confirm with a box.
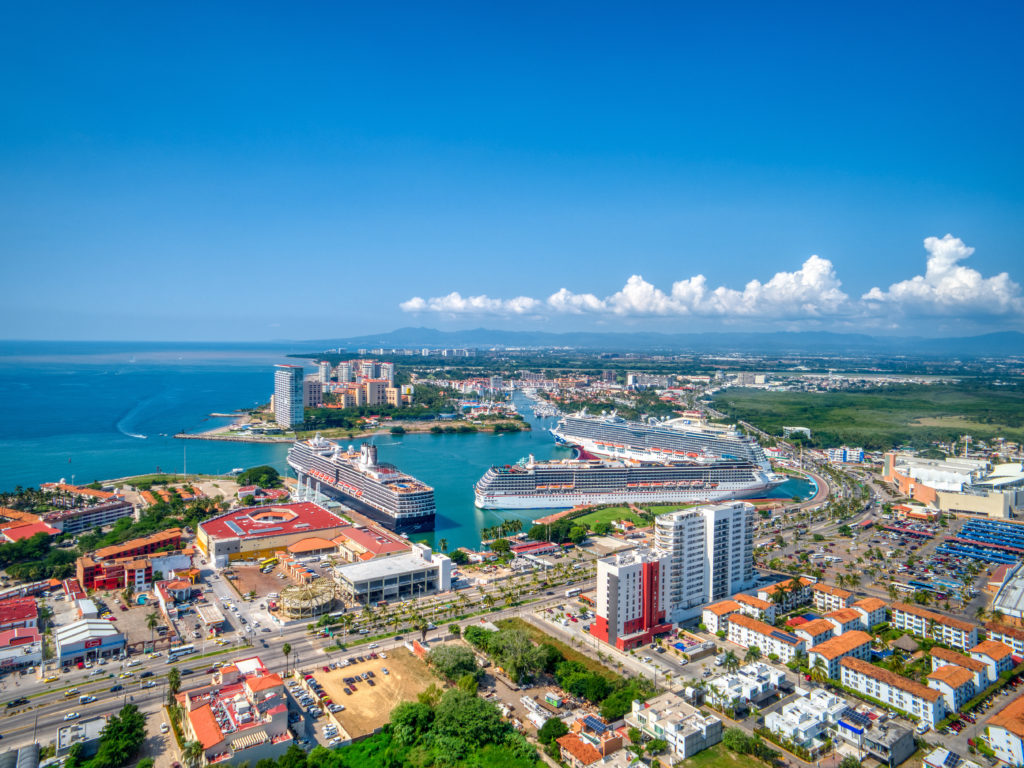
[2,2,1023,340]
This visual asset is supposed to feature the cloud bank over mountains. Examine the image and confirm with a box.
[400,235,1022,326]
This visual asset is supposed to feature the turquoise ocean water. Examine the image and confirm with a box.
[0,342,812,549]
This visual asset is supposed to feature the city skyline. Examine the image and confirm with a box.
[2,3,1023,340]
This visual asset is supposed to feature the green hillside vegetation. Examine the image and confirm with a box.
[713,382,1024,449]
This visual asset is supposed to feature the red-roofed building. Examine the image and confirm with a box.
[0,597,38,631]
[182,656,292,765]
[198,502,349,566]
[971,640,1015,681]
[0,626,42,669]
[332,524,409,562]
[1,521,60,543]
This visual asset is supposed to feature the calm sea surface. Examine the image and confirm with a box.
[0,342,812,549]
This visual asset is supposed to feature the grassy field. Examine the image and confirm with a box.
[496,617,618,681]
[572,507,646,527]
[680,744,770,768]
[713,383,1024,449]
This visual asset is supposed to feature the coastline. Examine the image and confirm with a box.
[174,418,530,444]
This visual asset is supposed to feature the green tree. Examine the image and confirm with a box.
[538,717,568,745]
[183,741,205,768]
[391,701,434,745]
[167,666,181,705]
[282,642,292,674]
[146,612,159,646]
[489,538,511,554]
[744,646,762,663]
[427,644,479,682]
[448,622,461,637]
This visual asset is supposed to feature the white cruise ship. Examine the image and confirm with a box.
[551,412,772,471]
[474,454,783,510]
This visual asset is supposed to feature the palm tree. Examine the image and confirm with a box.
[848,574,861,589]
[835,574,847,589]
[744,646,762,663]
[168,666,181,706]
[145,611,160,646]
[887,583,899,601]
[438,538,448,553]
[975,605,988,622]
[183,740,205,768]
[810,657,828,683]
[722,650,740,673]
[483,594,495,609]
[282,643,292,675]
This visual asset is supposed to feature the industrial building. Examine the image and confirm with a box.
[54,618,125,665]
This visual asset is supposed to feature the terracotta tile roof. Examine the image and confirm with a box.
[853,597,887,612]
[971,640,1013,661]
[809,630,872,659]
[891,602,976,634]
[927,665,975,689]
[840,657,941,702]
[286,537,337,554]
[733,593,772,610]
[826,608,863,624]
[189,703,223,749]
[705,600,741,616]
[931,647,987,672]
[246,673,284,693]
[557,734,602,766]
[760,577,814,596]
[987,622,1024,642]
[729,613,802,645]
[813,583,852,599]
[990,695,1024,738]
[95,528,181,560]
[797,619,835,637]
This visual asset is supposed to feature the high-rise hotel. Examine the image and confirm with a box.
[273,364,305,429]
[591,501,755,649]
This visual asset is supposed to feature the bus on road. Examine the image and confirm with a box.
[565,588,582,598]
[168,644,196,662]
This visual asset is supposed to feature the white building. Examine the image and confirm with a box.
[317,360,331,384]
[701,600,741,635]
[970,640,1015,681]
[794,619,835,648]
[824,608,864,636]
[0,627,42,669]
[591,548,671,650]
[988,695,1024,766]
[727,614,806,662]
[273,364,304,429]
[705,663,786,710]
[757,576,814,612]
[890,603,979,651]
[851,597,888,631]
[840,657,946,728]
[812,583,853,613]
[985,622,1024,656]
[807,630,873,680]
[625,692,722,760]
[733,593,776,623]
[827,446,864,464]
[930,647,990,691]
[654,502,756,621]
[764,687,847,749]
[926,665,975,713]
[334,543,451,605]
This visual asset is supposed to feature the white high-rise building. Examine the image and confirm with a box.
[336,362,353,383]
[318,360,332,384]
[380,362,395,385]
[273,365,305,429]
[592,502,755,649]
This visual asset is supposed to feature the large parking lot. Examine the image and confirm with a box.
[309,647,434,739]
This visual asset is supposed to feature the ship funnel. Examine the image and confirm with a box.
[360,443,378,468]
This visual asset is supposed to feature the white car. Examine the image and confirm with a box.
[379,652,387,659]
[161,723,170,733]
[64,712,80,721]
[368,643,379,649]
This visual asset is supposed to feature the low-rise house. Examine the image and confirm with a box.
[812,583,853,613]
[988,693,1024,766]
[851,597,888,631]
[727,614,806,662]
[926,665,975,713]
[733,593,776,623]
[824,608,863,636]
[807,630,873,680]
[626,692,722,760]
[839,657,946,728]
[970,640,1015,681]
[929,647,990,690]
[701,600,741,635]
[890,603,979,651]
[794,618,835,647]
[764,687,846,750]
[705,663,785,710]
[557,715,624,768]
[834,718,916,768]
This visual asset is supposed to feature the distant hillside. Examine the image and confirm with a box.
[309,327,1024,357]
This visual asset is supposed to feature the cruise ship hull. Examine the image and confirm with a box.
[293,468,436,534]
[474,481,778,510]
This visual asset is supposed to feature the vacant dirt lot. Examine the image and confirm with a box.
[229,565,287,599]
[313,647,434,738]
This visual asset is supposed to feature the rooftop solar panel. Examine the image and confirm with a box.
[944,751,960,767]
[583,715,608,734]
[770,630,798,643]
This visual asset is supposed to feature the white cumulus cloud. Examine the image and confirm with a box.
[862,234,1023,316]
[398,291,541,316]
